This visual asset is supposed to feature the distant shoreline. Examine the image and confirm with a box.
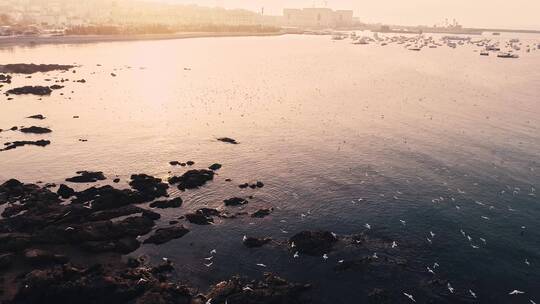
[0,31,285,47]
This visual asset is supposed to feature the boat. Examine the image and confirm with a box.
[480,51,489,56]
[497,52,519,58]
[409,47,422,51]
[492,32,501,36]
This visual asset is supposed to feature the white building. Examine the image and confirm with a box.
[282,8,353,29]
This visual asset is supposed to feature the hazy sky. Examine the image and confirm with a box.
[154,0,540,30]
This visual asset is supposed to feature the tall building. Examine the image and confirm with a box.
[282,8,353,28]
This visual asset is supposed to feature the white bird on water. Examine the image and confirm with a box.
[426,237,432,244]
[427,266,434,274]
[403,292,416,302]
[433,262,440,268]
[210,249,217,254]
[204,256,214,261]
[400,220,406,226]
[243,286,253,291]
[365,223,371,229]
[293,251,299,258]
[460,229,466,237]
[469,289,477,298]
[243,235,247,242]
[391,241,398,248]
[322,254,329,260]
[447,282,454,293]
[429,231,436,238]
[530,299,537,304]
[509,290,525,295]
[372,252,378,259]
[204,262,213,267]
[291,242,296,248]
[256,263,267,267]
[525,259,530,266]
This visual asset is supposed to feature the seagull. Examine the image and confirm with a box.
[162,257,169,262]
[525,259,530,266]
[400,220,406,226]
[256,263,267,267]
[433,262,440,268]
[460,229,466,237]
[280,229,289,234]
[331,232,337,238]
[205,299,212,304]
[427,266,435,274]
[403,292,416,302]
[291,242,296,248]
[210,249,217,254]
[338,259,344,263]
[293,251,299,258]
[137,278,147,284]
[243,235,247,241]
[455,206,461,210]
[467,235,472,242]
[65,226,75,231]
[242,286,253,291]
[481,216,490,220]
[480,238,487,244]
[365,223,371,229]
[372,252,378,259]
[471,244,479,249]
[447,283,454,293]
[469,289,477,298]
[204,262,213,267]
[429,231,436,238]
[509,290,525,295]
[391,241,398,248]
[322,254,328,260]
[426,237,432,244]
[530,300,537,304]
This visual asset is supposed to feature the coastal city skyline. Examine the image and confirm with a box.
[0,0,539,30]
[154,0,540,30]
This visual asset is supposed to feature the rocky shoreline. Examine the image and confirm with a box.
[0,171,314,304]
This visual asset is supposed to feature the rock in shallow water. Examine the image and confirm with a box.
[1,140,51,151]
[20,126,52,134]
[65,171,106,183]
[143,226,190,245]
[6,86,53,96]
[168,169,214,191]
[289,231,338,256]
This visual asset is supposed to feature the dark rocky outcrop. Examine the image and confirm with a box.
[243,236,272,248]
[208,163,222,171]
[216,137,238,144]
[1,140,51,151]
[289,231,338,256]
[206,273,311,304]
[0,64,75,74]
[0,74,12,83]
[20,126,52,134]
[129,174,169,201]
[66,171,106,183]
[143,226,190,245]
[251,208,273,218]
[185,211,214,225]
[27,114,46,120]
[168,169,214,191]
[57,184,75,199]
[149,197,182,209]
[6,86,52,96]
[223,197,248,206]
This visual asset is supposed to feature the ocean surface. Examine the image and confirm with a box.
[1,32,539,303]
